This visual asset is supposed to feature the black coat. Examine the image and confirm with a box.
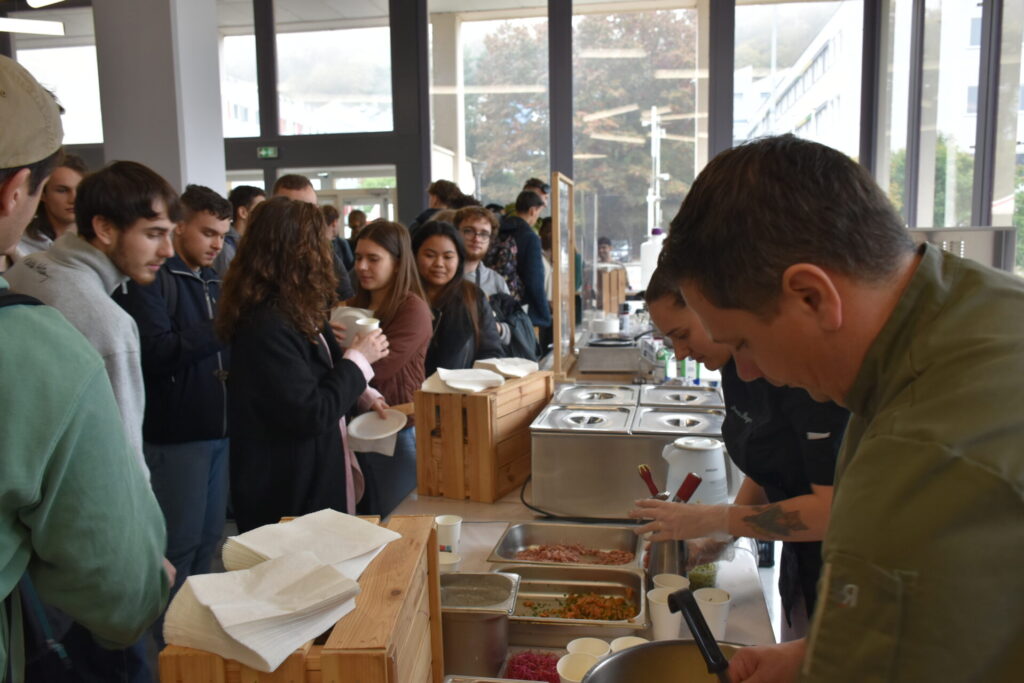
[227,305,366,532]
[114,255,228,443]
[425,285,504,376]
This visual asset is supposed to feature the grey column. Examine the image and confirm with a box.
[390,0,431,225]
[93,0,226,192]
[548,0,573,179]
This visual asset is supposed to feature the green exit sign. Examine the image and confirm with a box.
[256,146,278,160]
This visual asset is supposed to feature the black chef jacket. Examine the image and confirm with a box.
[719,359,850,622]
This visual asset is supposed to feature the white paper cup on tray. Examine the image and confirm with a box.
[566,637,610,660]
[609,636,649,653]
[436,514,462,553]
[693,587,731,641]
[438,551,461,574]
[647,587,682,641]
[557,652,598,683]
[653,573,690,592]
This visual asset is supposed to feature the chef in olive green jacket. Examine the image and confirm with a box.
[660,134,1024,682]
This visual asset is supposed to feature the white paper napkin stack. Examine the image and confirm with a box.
[164,551,359,672]
[164,510,402,673]
[420,367,506,394]
[473,357,539,378]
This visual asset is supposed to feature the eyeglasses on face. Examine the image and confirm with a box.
[461,228,491,240]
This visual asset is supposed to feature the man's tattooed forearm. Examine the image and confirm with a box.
[741,505,809,538]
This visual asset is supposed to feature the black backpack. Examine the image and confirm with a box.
[488,292,539,360]
[485,231,525,304]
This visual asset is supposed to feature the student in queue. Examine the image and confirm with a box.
[216,197,389,532]
[412,221,503,376]
[661,134,1024,682]
[347,220,432,517]
[630,265,849,639]
[18,152,87,255]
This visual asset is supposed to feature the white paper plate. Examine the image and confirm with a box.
[348,408,406,441]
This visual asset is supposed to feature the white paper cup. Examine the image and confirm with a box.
[653,573,690,592]
[693,587,731,641]
[647,587,682,641]
[438,551,461,574]
[556,652,598,683]
[330,307,373,348]
[354,317,380,337]
[566,637,610,660]
[609,636,649,653]
[436,514,462,553]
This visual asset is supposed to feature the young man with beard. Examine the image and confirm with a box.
[114,185,231,640]
[6,160,180,479]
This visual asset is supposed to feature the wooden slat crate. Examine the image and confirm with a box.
[159,515,443,683]
[415,371,553,503]
[598,267,627,314]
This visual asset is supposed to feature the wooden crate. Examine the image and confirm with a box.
[415,371,553,503]
[159,516,443,683]
[598,267,627,314]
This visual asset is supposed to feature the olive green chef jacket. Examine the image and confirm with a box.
[802,244,1024,682]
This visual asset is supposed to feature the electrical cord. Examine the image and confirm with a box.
[518,475,643,526]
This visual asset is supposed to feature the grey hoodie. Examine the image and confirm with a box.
[6,234,150,480]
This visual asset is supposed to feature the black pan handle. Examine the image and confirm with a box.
[669,588,730,680]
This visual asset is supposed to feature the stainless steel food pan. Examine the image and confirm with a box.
[487,522,642,568]
[494,564,647,647]
[553,383,640,406]
[630,406,725,437]
[639,384,725,409]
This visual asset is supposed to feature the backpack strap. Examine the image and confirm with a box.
[0,291,42,308]
[157,267,179,318]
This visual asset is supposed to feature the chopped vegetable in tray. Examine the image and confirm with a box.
[505,650,559,683]
[514,543,634,565]
[522,590,637,620]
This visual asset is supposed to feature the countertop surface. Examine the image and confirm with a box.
[392,484,777,647]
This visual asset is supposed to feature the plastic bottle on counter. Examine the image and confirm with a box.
[618,303,631,334]
[639,228,667,291]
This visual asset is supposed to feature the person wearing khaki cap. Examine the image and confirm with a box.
[0,54,169,681]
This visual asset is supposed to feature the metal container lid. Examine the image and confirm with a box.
[441,572,520,615]
[630,407,725,436]
[671,436,723,451]
[531,405,634,433]
[553,383,639,406]
[639,384,725,409]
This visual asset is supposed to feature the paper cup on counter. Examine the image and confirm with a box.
[647,587,682,641]
[436,515,462,553]
[694,587,731,641]
[438,551,461,574]
[567,637,610,660]
[609,636,649,653]
[653,573,690,592]
[557,652,599,683]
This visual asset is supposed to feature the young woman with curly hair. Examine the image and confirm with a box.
[217,197,390,532]
[412,221,503,376]
[347,220,432,516]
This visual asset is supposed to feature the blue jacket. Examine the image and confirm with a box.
[499,215,551,327]
[114,255,229,443]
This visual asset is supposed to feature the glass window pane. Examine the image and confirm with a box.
[275,2,393,135]
[991,2,1023,273]
[12,8,102,144]
[734,1,863,158]
[459,16,549,204]
[219,0,259,138]
[916,0,977,227]
[571,6,705,299]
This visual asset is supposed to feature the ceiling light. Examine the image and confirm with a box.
[654,69,708,80]
[573,153,607,160]
[589,133,645,145]
[0,17,65,36]
[582,103,639,122]
[27,0,68,7]
[579,48,646,59]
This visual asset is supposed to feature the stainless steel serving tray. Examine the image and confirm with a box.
[553,383,640,406]
[639,384,725,409]
[494,564,647,647]
[531,405,634,433]
[629,406,725,437]
[487,522,642,568]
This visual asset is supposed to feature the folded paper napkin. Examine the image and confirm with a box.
[473,357,539,379]
[164,551,359,672]
[222,509,401,579]
[420,367,506,394]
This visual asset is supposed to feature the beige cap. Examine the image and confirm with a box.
[0,54,63,169]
